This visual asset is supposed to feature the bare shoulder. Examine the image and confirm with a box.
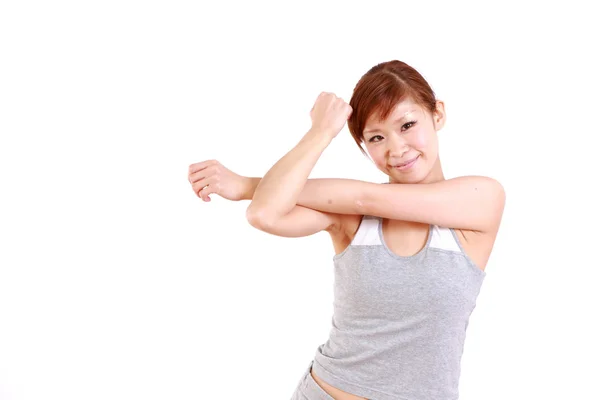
[451,175,504,271]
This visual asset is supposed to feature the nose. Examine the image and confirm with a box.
[386,132,409,158]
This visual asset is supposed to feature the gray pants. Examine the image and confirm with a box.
[290,360,335,400]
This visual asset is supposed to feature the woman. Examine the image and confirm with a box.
[188,60,505,400]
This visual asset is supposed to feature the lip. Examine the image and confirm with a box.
[393,155,419,171]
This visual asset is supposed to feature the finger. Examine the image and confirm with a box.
[200,185,211,202]
[192,177,208,198]
[201,182,219,202]
[189,169,205,185]
[193,176,216,200]
[189,164,217,185]
[188,159,218,176]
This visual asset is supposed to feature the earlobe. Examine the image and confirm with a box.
[434,101,446,130]
[435,116,446,131]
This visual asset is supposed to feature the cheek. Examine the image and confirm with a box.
[367,148,387,167]
[411,130,428,149]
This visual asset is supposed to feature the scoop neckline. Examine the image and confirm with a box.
[377,217,433,260]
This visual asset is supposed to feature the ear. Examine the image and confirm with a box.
[433,100,446,131]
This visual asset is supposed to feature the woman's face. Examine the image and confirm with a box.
[362,98,446,184]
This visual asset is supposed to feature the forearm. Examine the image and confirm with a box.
[246,129,332,221]
[298,178,364,214]
[243,176,364,215]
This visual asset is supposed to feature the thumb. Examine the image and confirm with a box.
[200,185,211,202]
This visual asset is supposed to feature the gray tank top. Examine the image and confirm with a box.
[311,215,487,400]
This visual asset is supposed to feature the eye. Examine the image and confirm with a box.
[402,121,416,131]
[368,135,384,143]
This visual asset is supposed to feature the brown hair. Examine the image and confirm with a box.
[348,60,438,157]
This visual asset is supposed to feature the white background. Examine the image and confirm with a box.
[1,1,599,399]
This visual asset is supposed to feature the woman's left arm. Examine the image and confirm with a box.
[294,176,505,233]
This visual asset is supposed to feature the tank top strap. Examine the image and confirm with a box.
[350,217,465,253]
[350,215,382,246]
[428,225,463,253]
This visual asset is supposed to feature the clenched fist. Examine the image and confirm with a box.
[188,160,248,202]
[309,92,353,139]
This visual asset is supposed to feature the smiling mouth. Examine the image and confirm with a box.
[393,155,419,169]
[398,157,417,167]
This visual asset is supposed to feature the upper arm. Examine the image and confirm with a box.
[360,176,505,234]
[246,205,343,238]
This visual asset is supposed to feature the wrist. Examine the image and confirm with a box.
[242,177,261,200]
[303,128,334,148]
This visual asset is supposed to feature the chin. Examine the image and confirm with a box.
[387,166,422,181]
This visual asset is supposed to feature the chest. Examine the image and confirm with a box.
[333,215,490,271]
[332,248,481,327]
[330,216,486,315]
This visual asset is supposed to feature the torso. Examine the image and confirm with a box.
[310,214,498,400]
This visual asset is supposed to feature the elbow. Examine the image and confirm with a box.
[246,206,275,230]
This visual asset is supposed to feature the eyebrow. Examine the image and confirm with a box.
[363,110,416,135]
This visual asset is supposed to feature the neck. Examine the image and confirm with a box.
[421,155,445,183]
